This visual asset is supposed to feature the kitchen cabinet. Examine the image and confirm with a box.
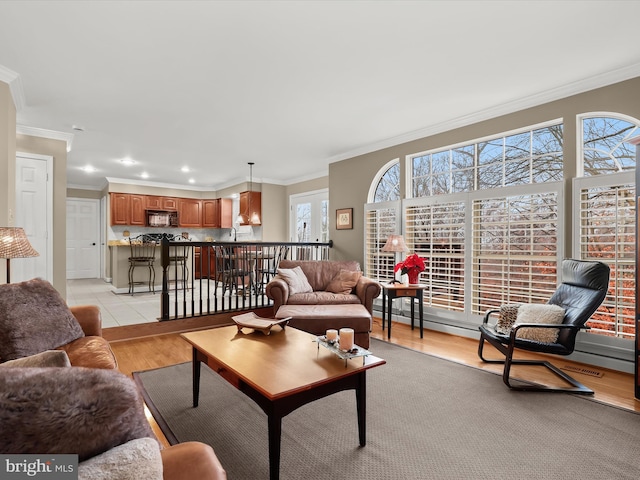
[146,196,178,211]
[238,191,261,226]
[110,193,145,225]
[202,198,233,228]
[111,192,234,229]
[110,193,130,225]
[129,194,146,225]
[179,198,202,228]
[194,246,217,279]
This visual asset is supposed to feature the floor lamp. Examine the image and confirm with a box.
[0,227,39,283]
[381,234,409,284]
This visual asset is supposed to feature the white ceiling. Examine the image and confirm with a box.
[1,0,640,191]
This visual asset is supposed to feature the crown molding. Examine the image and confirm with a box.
[328,63,640,164]
[105,177,216,192]
[0,64,25,111]
[66,182,105,192]
[16,125,74,152]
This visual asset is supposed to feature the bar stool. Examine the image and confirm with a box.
[128,235,158,294]
[168,237,190,289]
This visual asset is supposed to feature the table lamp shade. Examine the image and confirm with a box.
[0,227,39,259]
[0,227,39,283]
[381,234,409,253]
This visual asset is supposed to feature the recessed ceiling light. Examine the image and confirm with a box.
[181,166,190,173]
[120,158,136,166]
[81,165,96,173]
[188,178,195,184]
[140,172,149,179]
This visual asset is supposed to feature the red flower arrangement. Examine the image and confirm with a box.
[394,253,425,284]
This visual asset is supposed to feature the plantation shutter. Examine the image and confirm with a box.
[404,199,466,312]
[364,201,400,282]
[575,174,635,338]
[471,189,560,314]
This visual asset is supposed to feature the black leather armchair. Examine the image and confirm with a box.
[478,259,610,394]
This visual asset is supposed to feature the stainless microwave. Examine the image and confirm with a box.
[146,210,179,227]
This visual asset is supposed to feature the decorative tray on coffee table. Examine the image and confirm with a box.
[315,335,372,366]
[232,312,291,335]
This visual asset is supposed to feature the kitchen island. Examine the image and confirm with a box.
[108,240,191,294]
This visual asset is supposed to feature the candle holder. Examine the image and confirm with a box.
[315,335,372,367]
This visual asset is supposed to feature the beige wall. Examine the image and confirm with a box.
[0,82,16,282]
[16,134,68,297]
[329,76,640,267]
[261,183,287,241]
[67,188,102,199]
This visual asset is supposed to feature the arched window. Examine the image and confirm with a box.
[576,113,640,339]
[372,160,400,203]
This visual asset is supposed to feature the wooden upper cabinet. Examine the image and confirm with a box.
[129,194,146,225]
[202,198,233,228]
[110,192,130,225]
[162,197,178,210]
[218,198,233,228]
[178,198,202,228]
[238,191,261,226]
[145,195,162,210]
[146,196,178,211]
[202,200,217,228]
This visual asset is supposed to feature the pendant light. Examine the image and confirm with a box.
[237,162,261,225]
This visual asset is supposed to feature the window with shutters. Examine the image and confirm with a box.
[364,203,400,282]
[576,113,639,339]
[471,189,560,314]
[404,199,466,312]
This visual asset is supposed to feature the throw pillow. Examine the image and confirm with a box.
[276,266,313,295]
[0,367,157,462]
[514,303,565,343]
[326,270,362,295]
[0,350,71,368]
[495,304,521,334]
[78,438,163,480]
[0,278,85,361]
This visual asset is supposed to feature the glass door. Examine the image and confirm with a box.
[290,190,329,243]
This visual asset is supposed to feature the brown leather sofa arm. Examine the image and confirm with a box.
[265,277,290,313]
[160,442,227,480]
[355,277,382,316]
[70,305,103,337]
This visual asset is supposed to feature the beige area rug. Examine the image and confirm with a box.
[134,339,640,480]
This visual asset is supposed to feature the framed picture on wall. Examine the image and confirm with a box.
[336,208,353,230]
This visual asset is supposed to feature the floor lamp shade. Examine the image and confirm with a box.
[0,227,39,283]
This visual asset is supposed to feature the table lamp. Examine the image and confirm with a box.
[381,234,409,284]
[0,227,39,283]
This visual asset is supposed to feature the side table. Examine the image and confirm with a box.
[381,283,425,340]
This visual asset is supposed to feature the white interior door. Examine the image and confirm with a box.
[289,189,329,242]
[15,153,52,282]
[66,198,100,279]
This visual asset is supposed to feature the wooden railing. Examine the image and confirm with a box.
[159,239,333,320]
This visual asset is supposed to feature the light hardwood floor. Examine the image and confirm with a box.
[112,316,639,415]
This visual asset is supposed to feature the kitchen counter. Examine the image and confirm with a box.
[108,240,190,293]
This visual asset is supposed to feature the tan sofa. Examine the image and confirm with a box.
[265,260,381,315]
[266,260,381,348]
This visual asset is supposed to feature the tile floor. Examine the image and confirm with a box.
[66,278,270,328]
[67,279,162,328]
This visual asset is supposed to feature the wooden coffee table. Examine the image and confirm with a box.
[181,325,385,480]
